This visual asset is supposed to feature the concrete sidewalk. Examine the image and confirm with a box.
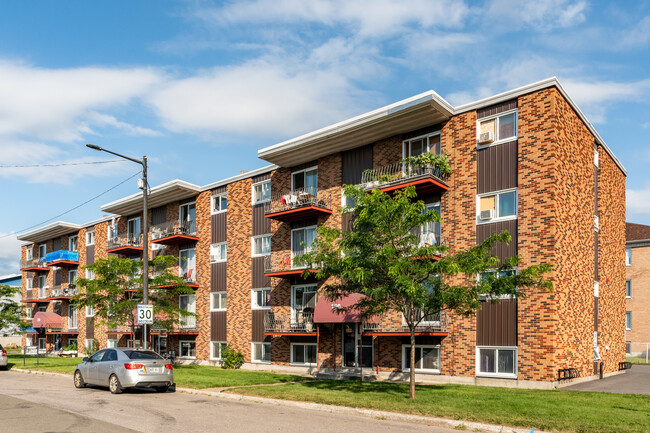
[564,365,650,394]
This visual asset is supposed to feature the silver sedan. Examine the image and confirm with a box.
[74,348,174,394]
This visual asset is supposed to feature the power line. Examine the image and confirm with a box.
[1,171,141,240]
[0,159,124,168]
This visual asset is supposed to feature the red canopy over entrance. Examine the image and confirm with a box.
[32,312,63,329]
[313,293,366,323]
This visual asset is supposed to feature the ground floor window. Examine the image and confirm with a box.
[180,340,196,359]
[252,342,271,363]
[107,339,118,348]
[476,346,517,379]
[626,341,632,355]
[67,338,77,349]
[38,338,46,350]
[211,341,227,360]
[402,345,440,373]
[25,336,33,346]
[85,338,95,352]
[291,343,316,365]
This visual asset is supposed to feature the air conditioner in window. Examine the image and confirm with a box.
[479,209,495,221]
[478,131,494,144]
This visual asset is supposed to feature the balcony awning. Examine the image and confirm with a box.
[33,312,63,329]
[21,327,38,334]
[314,293,365,323]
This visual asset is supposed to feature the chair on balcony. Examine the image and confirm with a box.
[418,232,437,247]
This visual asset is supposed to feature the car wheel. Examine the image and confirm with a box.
[74,370,86,388]
[109,374,123,394]
[154,386,168,393]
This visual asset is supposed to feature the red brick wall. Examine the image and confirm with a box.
[195,191,212,360]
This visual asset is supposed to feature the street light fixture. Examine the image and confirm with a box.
[86,144,150,349]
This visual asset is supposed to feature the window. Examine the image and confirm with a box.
[251,235,271,257]
[25,307,32,320]
[626,311,632,330]
[68,235,78,252]
[210,341,227,360]
[402,345,441,373]
[26,247,33,261]
[68,269,77,285]
[292,284,317,321]
[107,224,118,241]
[252,342,271,363]
[210,243,227,263]
[626,247,632,266]
[291,226,317,258]
[26,278,33,290]
[179,294,196,328]
[626,342,632,355]
[68,338,77,348]
[39,338,46,350]
[291,343,317,365]
[38,275,47,298]
[413,202,441,246]
[211,194,227,214]
[179,248,196,281]
[179,202,197,234]
[85,338,94,352]
[252,288,270,309]
[107,339,118,349]
[477,110,517,145]
[86,230,95,246]
[86,269,95,280]
[127,217,141,240]
[38,305,47,312]
[38,243,47,259]
[68,305,77,329]
[478,268,517,300]
[253,180,271,204]
[86,305,94,317]
[477,189,517,223]
[476,346,517,378]
[180,340,196,359]
[292,166,318,196]
[403,132,441,160]
[626,279,632,298]
[211,292,227,311]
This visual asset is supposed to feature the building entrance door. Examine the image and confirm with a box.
[342,323,372,368]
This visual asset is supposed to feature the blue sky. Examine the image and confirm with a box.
[1,0,649,274]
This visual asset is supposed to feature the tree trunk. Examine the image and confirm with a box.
[410,325,416,399]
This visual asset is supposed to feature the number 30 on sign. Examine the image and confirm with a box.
[137,304,153,324]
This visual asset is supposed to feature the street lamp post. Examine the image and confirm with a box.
[86,144,149,349]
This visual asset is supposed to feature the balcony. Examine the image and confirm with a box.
[107,234,143,255]
[152,269,199,289]
[264,311,316,335]
[44,250,79,267]
[264,187,332,222]
[363,312,448,337]
[361,163,448,196]
[21,258,50,273]
[264,253,318,278]
[48,284,77,300]
[151,220,198,246]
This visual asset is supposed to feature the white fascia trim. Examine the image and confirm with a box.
[201,165,278,192]
[81,215,114,229]
[100,179,202,212]
[257,90,454,160]
[16,221,82,242]
[627,240,650,247]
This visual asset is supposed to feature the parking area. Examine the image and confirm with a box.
[564,365,650,394]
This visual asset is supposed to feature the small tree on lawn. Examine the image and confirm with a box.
[0,284,27,336]
[73,255,196,348]
[297,183,553,399]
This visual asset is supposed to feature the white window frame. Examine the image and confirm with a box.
[290,342,317,366]
[291,225,317,260]
[251,235,271,257]
[476,188,518,224]
[179,294,196,328]
[38,243,47,259]
[291,283,317,322]
[107,224,118,240]
[477,268,518,300]
[210,242,227,263]
[26,278,33,290]
[107,338,118,348]
[68,235,78,252]
[251,288,271,310]
[252,180,271,205]
[179,248,197,280]
[68,304,77,329]
[26,246,33,261]
[402,131,441,161]
[85,305,94,317]
[210,292,227,312]
[401,344,441,373]
[68,337,78,348]
[626,279,632,298]
[210,341,227,360]
[626,341,632,355]
[626,247,632,266]
[68,269,77,285]
[25,306,32,320]
[291,166,318,195]
[86,269,95,280]
[476,109,518,148]
[476,346,518,379]
[179,340,196,359]
[626,311,632,330]
[251,342,271,363]
[86,230,95,246]
[211,194,227,214]
[127,217,141,239]
[39,338,47,350]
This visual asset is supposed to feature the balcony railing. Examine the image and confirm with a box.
[363,311,448,334]
[360,163,448,193]
[151,220,197,242]
[44,250,79,265]
[49,284,77,298]
[264,187,332,221]
[107,234,142,251]
[264,252,318,277]
[264,311,315,334]
[21,258,50,272]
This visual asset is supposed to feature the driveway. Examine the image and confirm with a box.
[0,371,460,433]
[564,365,650,394]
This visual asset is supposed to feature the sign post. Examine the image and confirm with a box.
[137,305,153,349]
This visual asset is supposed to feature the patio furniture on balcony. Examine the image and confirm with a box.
[20,258,50,273]
[106,234,143,255]
[362,311,449,336]
[264,187,332,222]
[263,253,319,278]
[264,311,316,335]
[150,220,198,245]
[360,162,448,196]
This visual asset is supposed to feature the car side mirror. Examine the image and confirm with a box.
[82,357,89,362]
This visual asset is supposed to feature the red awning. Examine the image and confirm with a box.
[32,312,63,329]
[314,293,366,323]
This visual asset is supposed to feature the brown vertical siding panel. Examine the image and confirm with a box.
[341,213,355,232]
[53,238,61,251]
[252,204,270,236]
[251,256,270,288]
[152,206,166,226]
[211,213,227,243]
[476,299,517,346]
[86,318,94,338]
[180,197,196,205]
[477,140,518,194]
[86,245,95,265]
[252,173,271,184]
[595,231,599,281]
[211,311,227,341]
[251,309,267,342]
[477,100,518,119]
[212,186,227,195]
[476,220,518,262]
[342,144,373,185]
[291,160,319,172]
[211,262,227,292]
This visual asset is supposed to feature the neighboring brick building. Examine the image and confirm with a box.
[19,77,626,388]
[625,222,650,357]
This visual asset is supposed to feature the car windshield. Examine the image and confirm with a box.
[123,350,162,360]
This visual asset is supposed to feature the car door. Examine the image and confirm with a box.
[85,349,107,384]
[97,349,119,386]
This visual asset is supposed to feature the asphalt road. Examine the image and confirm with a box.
[564,364,650,394]
[0,371,458,433]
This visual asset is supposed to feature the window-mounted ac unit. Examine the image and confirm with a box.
[479,209,495,221]
[478,131,494,144]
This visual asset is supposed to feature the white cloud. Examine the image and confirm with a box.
[627,187,650,216]
[0,235,21,276]
[485,0,587,31]
[618,15,650,48]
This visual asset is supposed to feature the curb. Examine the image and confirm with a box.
[8,369,547,433]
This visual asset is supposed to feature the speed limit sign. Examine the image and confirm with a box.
[137,304,153,324]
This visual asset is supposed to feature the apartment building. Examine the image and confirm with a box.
[19,77,626,387]
[625,222,650,357]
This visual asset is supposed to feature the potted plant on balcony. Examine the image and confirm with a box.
[402,151,452,179]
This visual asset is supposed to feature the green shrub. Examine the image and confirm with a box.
[62,341,77,351]
[221,345,244,369]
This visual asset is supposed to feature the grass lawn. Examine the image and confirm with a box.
[6,354,310,388]
[627,355,650,365]
[227,380,650,433]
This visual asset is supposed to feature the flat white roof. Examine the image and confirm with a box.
[101,179,202,216]
[17,221,82,243]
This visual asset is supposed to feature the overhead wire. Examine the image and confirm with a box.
[0,160,124,168]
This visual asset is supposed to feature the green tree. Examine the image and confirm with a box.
[298,183,553,399]
[73,255,196,347]
[0,284,26,336]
